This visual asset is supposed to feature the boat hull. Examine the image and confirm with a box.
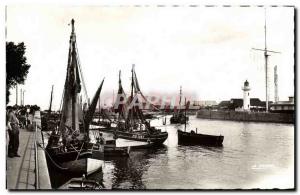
[177,130,223,146]
[170,116,189,124]
[115,131,168,145]
[61,158,104,176]
[46,144,129,164]
[59,177,104,190]
[90,127,168,146]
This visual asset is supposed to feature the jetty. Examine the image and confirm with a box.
[6,111,51,190]
[196,110,294,124]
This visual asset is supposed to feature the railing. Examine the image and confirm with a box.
[34,117,40,189]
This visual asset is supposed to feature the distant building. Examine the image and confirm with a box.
[192,100,218,107]
[218,100,231,110]
[270,96,294,113]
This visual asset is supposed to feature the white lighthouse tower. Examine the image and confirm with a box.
[242,80,251,111]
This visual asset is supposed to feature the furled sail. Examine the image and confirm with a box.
[59,19,83,138]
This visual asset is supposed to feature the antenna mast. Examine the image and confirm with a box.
[264,9,269,112]
[252,8,281,112]
[274,65,279,102]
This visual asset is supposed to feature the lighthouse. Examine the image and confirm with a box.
[242,80,251,111]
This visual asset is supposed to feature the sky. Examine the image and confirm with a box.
[6,5,294,110]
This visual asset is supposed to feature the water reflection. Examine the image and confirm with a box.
[47,115,294,189]
[111,151,147,189]
[111,147,167,189]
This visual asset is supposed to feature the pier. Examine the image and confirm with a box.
[6,111,51,190]
[196,110,294,124]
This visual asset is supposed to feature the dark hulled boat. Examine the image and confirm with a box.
[177,129,224,146]
[177,99,224,146]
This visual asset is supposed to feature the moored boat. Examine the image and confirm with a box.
[177,99,224,146]
[111,67,168,147]
[177,129,224,146]
[45,19,129,174]
[170,86,189,124]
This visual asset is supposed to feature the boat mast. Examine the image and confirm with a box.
[48,85,54,114]
[179,86,182,110]
[131,65,134,100]
[112,90,114,107]
[130,65,135,127]
[70,19,78,130]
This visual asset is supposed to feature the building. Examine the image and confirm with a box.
[270,96,294,113]
[192,100,218,107]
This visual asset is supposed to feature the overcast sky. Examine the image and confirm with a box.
[6,5,294,110]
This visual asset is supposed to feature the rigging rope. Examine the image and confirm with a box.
[75,43,89,104]
[37,143,68,170]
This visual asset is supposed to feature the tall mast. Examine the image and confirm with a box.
[179,86,182,110]
[131,65,134,99]
[274,65,279,102]
[130,65,134,125]
[71,18,77,130]
[252,8,280,112]
[264,9,269,112]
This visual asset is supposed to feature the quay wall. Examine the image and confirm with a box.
[6,111,51,190]
[33,111,52,189]
[196,110,294,124]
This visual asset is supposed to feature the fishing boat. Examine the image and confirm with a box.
[41,85,60,132]
[170,86,189,124]
[110,67,168,146]
[90,107,112,128]
[177,99,224,146]
[45,19,128,172]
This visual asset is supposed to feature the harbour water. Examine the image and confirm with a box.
[48,115,294,189]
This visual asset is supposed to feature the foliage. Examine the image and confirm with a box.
[6,42,31,104]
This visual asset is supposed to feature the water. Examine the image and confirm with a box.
[49,115,294,189]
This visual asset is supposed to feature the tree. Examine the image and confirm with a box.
[6,42,31,104]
